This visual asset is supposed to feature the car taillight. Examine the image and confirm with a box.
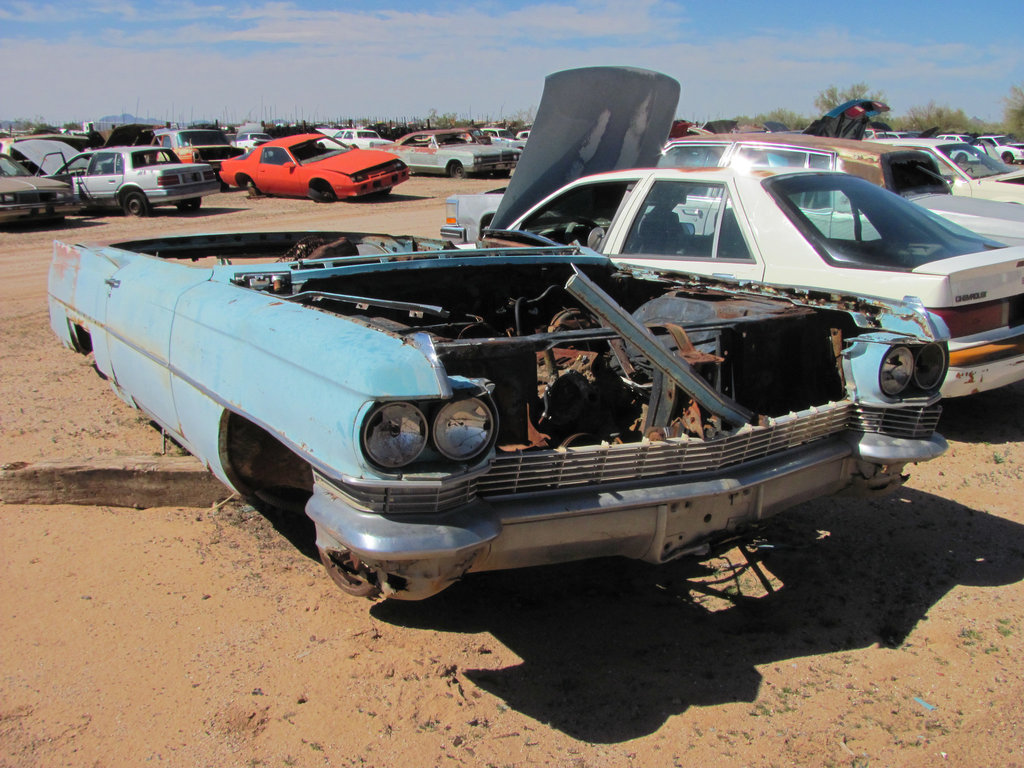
[157,174,181,187]
[931,299,1010,337]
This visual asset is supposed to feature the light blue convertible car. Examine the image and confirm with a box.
[49,231,948,599]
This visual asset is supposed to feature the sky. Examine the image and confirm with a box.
[1,0,1022,128]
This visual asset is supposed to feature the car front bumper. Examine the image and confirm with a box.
[307,431,947,600]
[0,200,79,223]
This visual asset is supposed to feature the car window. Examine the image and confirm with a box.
[765,173,1001,270]
[130,149,177,169]
[937,143,1011,179]
[733,145,833,170]
[87,153,123,176]
[260,146,292,165]
[160,136,172,148]
[518,180,635,246]
[357,131,378,139]
[178,130,229,146]
[0,155,31,176]
[620,180,753,261]
[658,144,728,168]
[62,154,92,175]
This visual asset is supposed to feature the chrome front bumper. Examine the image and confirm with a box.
[307,431,946,599]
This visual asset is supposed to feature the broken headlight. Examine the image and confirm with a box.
[432,397,495,461]
[362,402,428,468]
[879,345,915,396]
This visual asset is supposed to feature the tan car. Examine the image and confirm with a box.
[0,153,78,225]
[153,127,243,172]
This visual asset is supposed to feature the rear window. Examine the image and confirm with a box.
[765,173,1002,270]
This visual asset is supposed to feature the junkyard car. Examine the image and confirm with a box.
[49,146,220,216]
[218,134,409,201]
[656,133,1024,242]
[446,133,1024,248]
[876,138,1024,205]
[976,135,1024,164]
[0,153,78,224]
[319,127,391,149]
[387,129,520,178]
[153,127,244,172]
[490,166,1024,398]
[480,127,527,150]
[233,131,272,150]
[49,231,947,600]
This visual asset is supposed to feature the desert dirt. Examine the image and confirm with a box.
[1,178,1023,768]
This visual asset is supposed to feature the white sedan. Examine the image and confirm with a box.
[878,138,1024,205]
[318,128,390,149]
[496,166,1024,398]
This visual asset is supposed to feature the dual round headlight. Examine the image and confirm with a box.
[879,343,946,396]
[362,397,496,469]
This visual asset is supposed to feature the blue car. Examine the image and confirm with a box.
[48,231,947,600]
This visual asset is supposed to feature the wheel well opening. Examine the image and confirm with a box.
[220,411,314,503]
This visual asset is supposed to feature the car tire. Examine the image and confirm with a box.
[237,174,261,197]
[1002,152,1016,164]
[121,190,151,217]
[446,161,466,179]
[175,197,202,211]
[308,180,337,202]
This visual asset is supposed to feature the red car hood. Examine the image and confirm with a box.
[314,149,400,174]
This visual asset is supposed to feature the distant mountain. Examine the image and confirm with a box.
[92,113,165,129]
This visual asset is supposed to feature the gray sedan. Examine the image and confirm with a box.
[51,147,220,216]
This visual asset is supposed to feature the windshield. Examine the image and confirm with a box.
[0,155,30,176]
[290,136,351,164]
[658,143,728,168]
[936,142,1014,179]
[177,130,230,146]
[765,173,1002,271]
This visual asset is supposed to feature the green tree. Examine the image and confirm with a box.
[813,83,887,114]
[752,108,811,131]
[900,101,971,132]
[1005,82,1024,135]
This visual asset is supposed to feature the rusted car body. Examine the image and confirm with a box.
[49,229,947,600]
[387,129,519,178]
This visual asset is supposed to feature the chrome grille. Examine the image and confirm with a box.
[479,403,852,496]
[850,404,942,439]
[327,401,939,514]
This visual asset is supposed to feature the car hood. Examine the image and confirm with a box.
[9,139,81,174]
[0,175,71,193]
[314,149,402,173]
[101,124,156,147]
[489,66,679,230]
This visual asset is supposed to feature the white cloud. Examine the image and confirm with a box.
[0,1,1018,124]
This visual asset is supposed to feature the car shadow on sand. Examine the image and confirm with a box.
[370,487,1024,742]
[935,379,1024,445]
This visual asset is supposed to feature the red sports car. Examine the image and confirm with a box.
[219,133,409,201]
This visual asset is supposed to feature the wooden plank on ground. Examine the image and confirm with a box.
[0,455,233,508]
